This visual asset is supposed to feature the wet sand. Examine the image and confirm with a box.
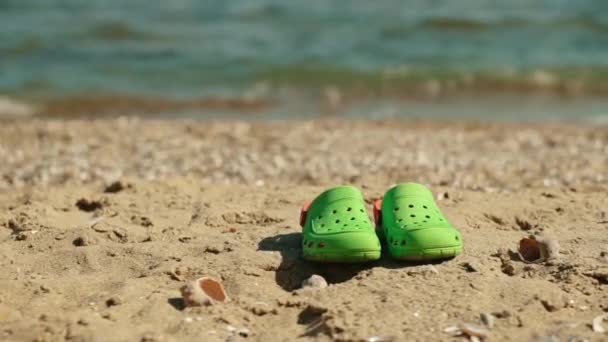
[0,118,607,341]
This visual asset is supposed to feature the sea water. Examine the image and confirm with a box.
[1,0,607,120]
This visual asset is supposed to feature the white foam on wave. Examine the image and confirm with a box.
[584,114,608,126]
[0,96,36,117]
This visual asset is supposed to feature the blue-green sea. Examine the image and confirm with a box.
[1,0,608,120]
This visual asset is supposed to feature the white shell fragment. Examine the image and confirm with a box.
[366,336,396,342]
[445,324,490,340]
[593,314,608,334]
[461,324,490,338]
[180,277,228,307]
[444,326,461,334]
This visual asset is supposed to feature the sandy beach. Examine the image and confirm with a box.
[0,118,607,341]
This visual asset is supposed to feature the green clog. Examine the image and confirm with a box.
[374,182,463,260]
[300,186,381,263]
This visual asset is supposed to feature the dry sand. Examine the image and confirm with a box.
[0,118,607,341]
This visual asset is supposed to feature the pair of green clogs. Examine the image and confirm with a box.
[299,182,463,263]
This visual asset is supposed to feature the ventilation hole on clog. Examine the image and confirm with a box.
[439,218,444,221]
[401,240,407,246]
[308,241,314,247]
[413,222,418,225]
[327,228,332,231]
[398,218,403,222]
[347,207,352,211]
[423,205,428,209]
[394,207,399,211]
[410,214,416,218]
[455,236,460,241]
[408,204,414,208]
[351,217,355,220]
[343,223,347,227]
[422,220,427,223]
[332,210,337,214]
[425,215,430,219]
[335,219,340,224]
[318,215,323,220]
[318,242,325,248]
[321,224,325,227]
[360,209,364,213]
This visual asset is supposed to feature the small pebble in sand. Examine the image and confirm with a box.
[104,181,128,193]
[600,251,608,264]
[101,312,115,321]
[539,295,564,313]
[462,261,481,272]
[593,313,608,333]
[480,313,495,329]
[180,277,227,307]
[106,296,123,307]
[77,318,89,326]
[237,328,250,337]
[225,325,250,338]
[500,260,518,276]
[248,301,277,316]
[75,198,105,212]
[301,275,328,289]
[436,192,449,201]
[204,245,222,254]
[73,235,93,247]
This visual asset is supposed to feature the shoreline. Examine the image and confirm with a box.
[1,118,606,191]
[2,88,608,121]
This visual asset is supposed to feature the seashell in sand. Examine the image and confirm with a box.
[445,324,490,340]
[461,324,490,339]
[593,314,608,333]
[443,326,461,334]
[180,277,228,307]
[518,237,559,263]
